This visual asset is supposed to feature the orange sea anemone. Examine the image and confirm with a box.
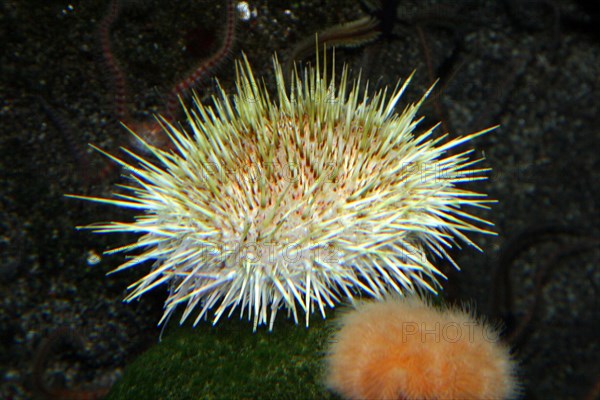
[326,296,518,400]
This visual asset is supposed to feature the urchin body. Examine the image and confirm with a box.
[73,54,493,330]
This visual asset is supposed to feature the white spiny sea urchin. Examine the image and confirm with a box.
[71,53,495,331]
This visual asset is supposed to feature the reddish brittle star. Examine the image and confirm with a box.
[32,327,112,400]
[99,0,237,150]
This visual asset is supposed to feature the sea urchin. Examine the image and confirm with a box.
[71,53,494,330]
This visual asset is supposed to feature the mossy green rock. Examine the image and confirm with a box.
[106,315,341,400]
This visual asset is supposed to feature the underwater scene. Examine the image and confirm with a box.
[1,0,599,399]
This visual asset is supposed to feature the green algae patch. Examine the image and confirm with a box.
[106,316,341,400]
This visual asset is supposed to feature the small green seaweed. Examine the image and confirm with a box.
[106,315,341,400]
